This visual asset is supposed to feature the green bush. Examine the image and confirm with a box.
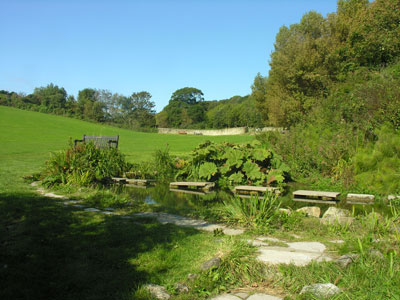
[42,142,129,187]
[353,126,400,194]
[176,141,290,188]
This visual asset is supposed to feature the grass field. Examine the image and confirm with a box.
[1,106,399,300]
[0,106,253,192]
[0,106,257,300]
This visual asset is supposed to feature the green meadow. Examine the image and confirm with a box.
[1,106,399,300]
[0,106,253,192]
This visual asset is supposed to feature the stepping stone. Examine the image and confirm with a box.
[72,204,85,208]
[84,208,101,212]
[256,241,332,266]
[234,292,249,299]
[247,294,282,300]
[100,211,117,215]
[256,237,284,243]
[286,242,326,253]
[210,295,242,300]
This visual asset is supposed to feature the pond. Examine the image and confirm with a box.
[121,182,393,219]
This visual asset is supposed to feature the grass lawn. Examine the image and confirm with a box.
[0,106,254,192]
[1,106,399,300]
[0,106,256,299]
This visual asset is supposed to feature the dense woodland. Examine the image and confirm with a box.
[1,0,400,192]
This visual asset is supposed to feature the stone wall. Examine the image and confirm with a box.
[157,127,284,136]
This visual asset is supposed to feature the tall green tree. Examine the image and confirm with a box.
[33,83,67,111]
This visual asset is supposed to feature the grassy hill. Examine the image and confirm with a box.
[0,106,254,191]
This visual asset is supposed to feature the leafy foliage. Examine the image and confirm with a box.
[353,126,400,194]
[41,142,129,187]
[176,141,290,188]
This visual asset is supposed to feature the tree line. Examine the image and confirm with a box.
[0,85,264,130]
[0,85,157,130]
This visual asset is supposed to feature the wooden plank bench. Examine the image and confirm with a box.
[74,135,119,148]
[293,190,340,205]
[169,181,215,191]
[233,185,281,198]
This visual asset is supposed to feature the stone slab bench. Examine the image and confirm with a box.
[112,177,155,186]
[169,181,215,191]
[233,185,281,198]
[346,193,374,205]
[293,190,340,205]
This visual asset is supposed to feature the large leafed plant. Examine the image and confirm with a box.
[176,141,290,188]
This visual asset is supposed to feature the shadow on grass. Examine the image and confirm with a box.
[0,192,199,300]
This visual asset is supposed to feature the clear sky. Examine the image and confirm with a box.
[0,0,338,111]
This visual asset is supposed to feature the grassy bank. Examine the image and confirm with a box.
[0,106,253,192]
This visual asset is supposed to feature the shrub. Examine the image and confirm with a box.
[353,125,400,194]
[42,142,129,187]
[176,141,290,188]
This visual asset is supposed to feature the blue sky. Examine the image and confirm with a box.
[0,0,338,111]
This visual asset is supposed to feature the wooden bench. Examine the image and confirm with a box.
[293,190,340,205]
[74,135,119,148]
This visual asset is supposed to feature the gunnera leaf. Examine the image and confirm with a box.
[251,148,271,161]
[198,162,218,180]
[229,172,244,183]
[243,161,262,180]
[223,149,244,168]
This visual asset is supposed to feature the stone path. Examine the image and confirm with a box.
[210,292,282,300]
[250,237,332,266]
[37,185,337,299]
[133,212,244,235]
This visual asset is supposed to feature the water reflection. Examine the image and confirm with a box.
[121,182,392,217]
[123,184,231,215]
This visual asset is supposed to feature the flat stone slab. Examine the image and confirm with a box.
[247,294,282,300]
[254,241,332,266]
[211,293,282,300]
[170,181,215,188]
[133,212,244,235]
[286,242,326,253]
[210,295,242,300]
[84,208,101,212]
[256,237,283,243]
[347,193,374,204]
[293,190,340,198]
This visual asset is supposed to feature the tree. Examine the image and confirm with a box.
[33,83,67,111]
[160,87,205,128]
[121,91,156,128]
[170,87,204,105]
[77,88,105,122]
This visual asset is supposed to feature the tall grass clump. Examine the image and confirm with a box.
[41,142,129,187]
[222,192,281,229]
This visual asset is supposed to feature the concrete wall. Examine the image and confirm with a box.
[158,127,284,136]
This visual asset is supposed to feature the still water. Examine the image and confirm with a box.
[121,183,391,217]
